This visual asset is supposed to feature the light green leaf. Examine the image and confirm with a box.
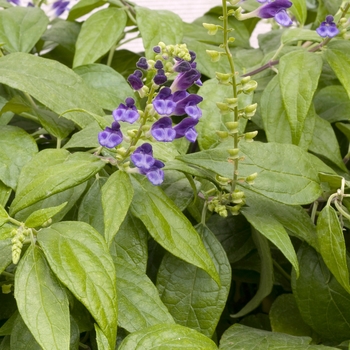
[324,41,350,100]
[269,294,314,338]
[231,229,273,318]
[73,8,127,68]
[74,64,134,111]
[115,257,174,332]
[102,171,133,248]
[0,181,11,207]
[94,324,110,350]
[316,206,350,294]
[0,225,13,275]
[261,75,316,150]
[0,7,49,53]
[176,141,333,205]
[309,115,347,171]
[0,204,8,227]
[68,0,105,21]
[10,150,105,215]
[63,121,101,149]
[157,224,231,337]
[292,243,350,343]
[279,50,322,144]
[24,203,67,228]
[289,0,307,24]
[0,125,38,190]
[37,221,117,349]
[119,323,217,350]
[14,245,70,350]
[219,324,337,349]
[136,6,183,58]
[281,28,322,45]
[0,53,104,128]
[130,175,220,285]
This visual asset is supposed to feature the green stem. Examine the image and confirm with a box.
[201,201,208,225]
[1,271,14,279]
[222,0,239,193]
[8,217,23,227]
[273,259,291,281]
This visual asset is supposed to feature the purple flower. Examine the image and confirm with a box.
[154,60,163,69]
[316,15,339,38]
[131,143,165,185]
[112,97,139,124]
[172,92,203,120]
[136,57,149,70]
[51,0,70,16]
[153,69,167,85]
[98,121,123,148]
[170,68,201,92]
[173,60,192,73]
[153,46,161,54]
[174,117,199,142]
[153,88,176,116]
[127,70,144,91]
[151,117,176,142]
[258,0,293,27]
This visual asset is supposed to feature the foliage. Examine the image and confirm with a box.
[1,0,350,349]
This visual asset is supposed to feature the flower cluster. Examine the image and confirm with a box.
[98,43,203,185]
[316,15,339,38]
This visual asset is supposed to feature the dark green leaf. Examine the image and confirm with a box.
[232,229,273,318]
[0,7,49,53]
[37,221,117,348]
[136,6,183,58]
[0,53,104,127]
[102,171,133,248]
[157,224,231,337]
[10,150,105,215]
[292,243,350,343]
[130,175,220,285]
[119,324,217,349]
[279,50,322,144]
[0,125,38,190]
[115,257,174,332]
[73,8,127,67]
[15,245,70,349]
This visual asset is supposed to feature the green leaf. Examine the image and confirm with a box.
[68,0,105,21]
[136,6,183,58]
[10,150,105,215]
[0,181,11,207]
[219,324,337,349]
[292,243,350,343]
[37,221,117,349]
[289,0,307,24]
[279,50,322,145]
[119,324,217,350]
[316,206,350,294]
[130,175,220,285]
[109,212,148,272]
[73,8,127,68]
[24,202,67,228]
[0,7,49,53]
[231,229,273,318]
[0,53,104,128]
[0,224,13,275]
[115,257,174,332]
[281,28,322,45]
[14,245,70,350]
[95,324,110,350]
[74,64,134,111]
[0,204,8,227]
[102,171,133,248]
[314,85,350,123]
[78,177,106,235]
[261,75,316,150]
[269,294,314,338]
[10,314,42,350]
[309,115,347,171]
[157,224,231,337]
[176,141,333,205]
[63,121,101,149]
[324,41,350,100]
[0,125,38,190]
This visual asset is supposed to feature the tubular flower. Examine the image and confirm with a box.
[112,97,140,124]
[316,15,339,38]
[151,117,176,142]
[172,91,203,120]
[170,68,202,92]
[98,122,123,148]
[174,117,199,143]
[152,88,177,116]
[127,70,144,91]
[136,57,149,70]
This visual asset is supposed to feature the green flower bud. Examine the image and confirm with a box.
[216,131,229,139]
[242,80,258,94]
[246,172,258,185]
[225,121,239,132]
[227,148,239,158]
[203,23,220,35]
[229,204,242,216]
[216,72,232,85]
[231,190,245,204]
[240,76,251,84]
[244,103,258,118]
[225,98,238,108]
[2,284,12,294]
[244,131,258,142]
[206,50,222,62]
[216,102,230,113]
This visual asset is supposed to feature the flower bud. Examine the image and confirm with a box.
[2,284,12,294]
[216,131,229,138]
[244,103,258,118]
[231,190,245,204]
[229,204,242,216]
[216,102,230,113]
[206,50,222,62]
[240,76,251,84]
[203,23,220,35]
[216,72,232,85]
[227,148,239,158]
[225,121,239,132]
[225,98,238,108]
[246,172,258,185]
[244,131,258,142]
[242,80,258,94]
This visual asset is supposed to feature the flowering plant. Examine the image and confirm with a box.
[1,0,350,348]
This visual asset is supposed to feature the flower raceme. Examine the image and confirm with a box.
[316,15,339,38]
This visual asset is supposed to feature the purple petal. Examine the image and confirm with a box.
[184,127,198,142]
[258,0,292,18]
[153,100,176,116]
[146,168,164,185]
[151,117,175,142]
[170,69,201,92]
[127,71,143,90]
[153,46,161,53]
[131,153,155,170]
[274,10,292,27]
[98,124,123,148]
[136,57,149,70]
[174,117,199,141]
